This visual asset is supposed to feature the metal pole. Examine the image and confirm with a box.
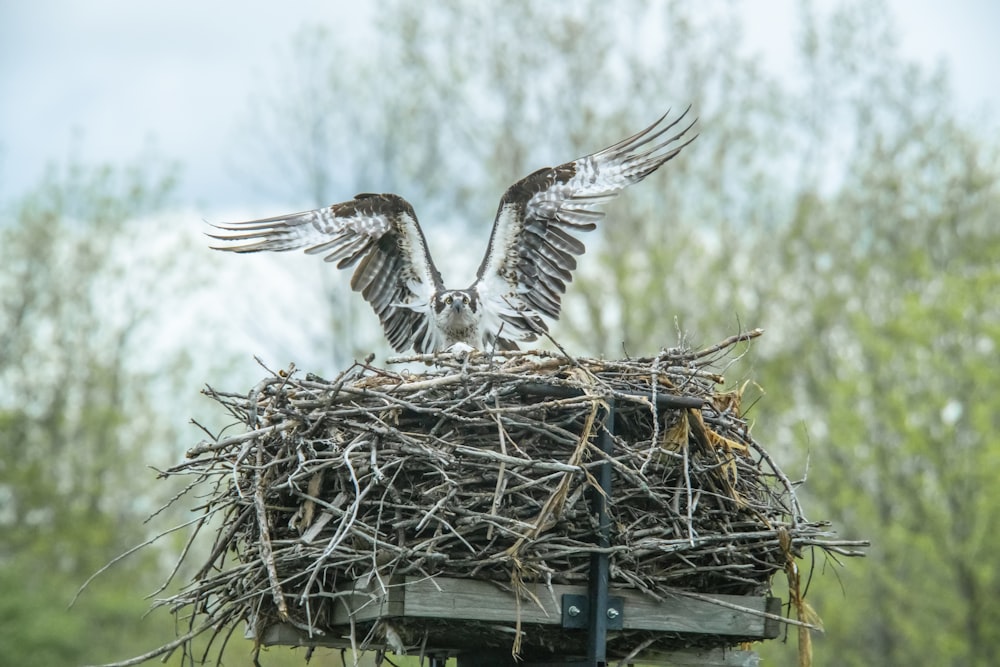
[586,401,615,666]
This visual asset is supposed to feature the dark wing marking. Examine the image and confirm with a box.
[207,193,444,352]
[473,108,697,346]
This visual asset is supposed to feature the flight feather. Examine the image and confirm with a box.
[208,193,443,352]
[472,107,696,347]
[208,109,696,353]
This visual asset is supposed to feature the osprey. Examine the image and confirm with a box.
[209,109,695,353]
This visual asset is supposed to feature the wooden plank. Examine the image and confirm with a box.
[399,577,776,638]
[612,589,773,637]
[329,573,405,625]
[762,596,784,639]
[637,647,760,667]
[453,647,759,667]
[256,622,352,648]
[256,575,782,655]
[256,624,760,667]
[400,576,559,625]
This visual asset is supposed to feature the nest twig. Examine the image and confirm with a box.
[107,329,868,665]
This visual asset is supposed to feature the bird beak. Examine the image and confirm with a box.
[451,300,464,313]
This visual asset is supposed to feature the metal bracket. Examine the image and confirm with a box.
[560,593,624,631]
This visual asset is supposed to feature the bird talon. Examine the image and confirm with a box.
[446,342,476,355]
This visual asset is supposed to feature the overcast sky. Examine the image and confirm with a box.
[2,1,998,215]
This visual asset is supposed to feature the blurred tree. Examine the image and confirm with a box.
[751,4,1000,666]
[236,0,723,365]
[230,0,1000,665]
[0,156,201,666]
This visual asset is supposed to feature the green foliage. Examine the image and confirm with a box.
[0,157,187,666]
[235,1,1000,664]
[748,6,1000,664]
[3,0,999,665]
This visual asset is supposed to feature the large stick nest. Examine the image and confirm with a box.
[150,330,865,663]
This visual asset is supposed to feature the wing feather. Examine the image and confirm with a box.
[208,193,444,352]
[473,108,696,347]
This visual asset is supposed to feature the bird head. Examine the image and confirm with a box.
[436,290,477,323]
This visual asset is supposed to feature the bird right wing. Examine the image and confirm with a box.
[473,108,697,347]
[207,193,445,352]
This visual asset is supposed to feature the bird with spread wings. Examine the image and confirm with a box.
[209,109,696,353]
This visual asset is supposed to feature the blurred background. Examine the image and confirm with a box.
[1,1,998,665]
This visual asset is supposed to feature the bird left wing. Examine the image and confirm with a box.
[473,108,697,346]
[207,193,445,352]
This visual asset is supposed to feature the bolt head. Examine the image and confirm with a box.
[606,607,620,619]
[567,605,581,617]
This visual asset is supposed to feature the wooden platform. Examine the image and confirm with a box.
[252,575,781,665]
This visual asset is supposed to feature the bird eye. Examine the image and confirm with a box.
[445,295,452,304]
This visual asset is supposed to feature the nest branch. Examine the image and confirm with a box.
[94,329,868,666]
